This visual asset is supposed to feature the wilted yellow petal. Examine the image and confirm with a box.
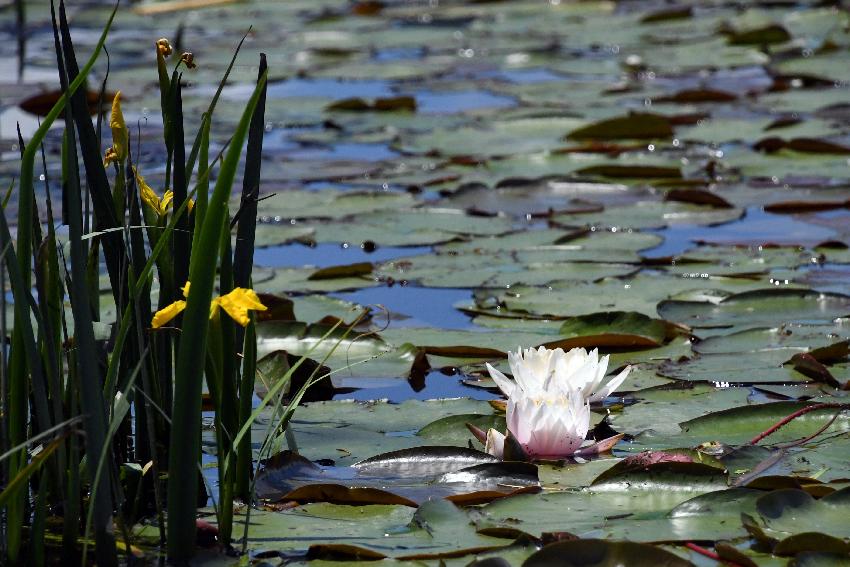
[180,52,197,69]
[161,191,194,214]
[161,190,174,211]
[110,91,128,161]
[214,288,267,326]
[151,300,187,328]
[134,168,164,216]
[156,38,173,57]
[103,147,118,167]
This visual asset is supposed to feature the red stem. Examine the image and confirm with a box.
[685,543,742,566]
[748,403,847,446]
[685,542,721,561]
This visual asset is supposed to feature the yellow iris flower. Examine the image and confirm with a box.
[134,168,193,217]
[151,282,267,329]
[104,91,128,166]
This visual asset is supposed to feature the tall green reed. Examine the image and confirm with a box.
[2,3,277,563]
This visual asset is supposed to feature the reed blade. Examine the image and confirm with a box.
[166,71,267,561]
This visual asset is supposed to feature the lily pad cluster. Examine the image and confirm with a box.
[6,0,850,564]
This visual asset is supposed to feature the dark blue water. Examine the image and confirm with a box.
[410,89,518,114]
[486,68,564,83]
[254,242,430,268]
[645,207,838,258]
[333,286,475,330]
[268,77,394,99]
[335,369,499,402]
[286,142,399,162]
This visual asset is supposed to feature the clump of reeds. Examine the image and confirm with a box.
[0,2,321,563]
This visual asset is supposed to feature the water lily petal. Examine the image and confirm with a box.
[589,364,632,403]
[485,428,506,459]
[486,362,515,398]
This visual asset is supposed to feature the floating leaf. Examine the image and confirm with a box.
[556,311,677,350]
[640,6,693,24]
[307,262,373,280]
[727,24,792,46]
[658,289,850,329]
[574,165,682,179]
[654,89,737,104]
[327,95,416,112]
[19,89,110,117]
[754,137,850,155]
[566,113,673,141]
[522,539,694,567]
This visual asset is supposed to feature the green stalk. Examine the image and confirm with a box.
[193,117,211,236]
[235,322,256,499]
[184,30,250,180]
[62,76,118,567]
[166,72,267,560]
[2,13,114,547]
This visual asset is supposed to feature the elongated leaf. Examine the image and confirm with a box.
[167,71,268,560]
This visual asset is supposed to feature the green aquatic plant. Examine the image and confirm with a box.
[0,3,280,563]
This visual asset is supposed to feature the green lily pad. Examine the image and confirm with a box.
[558,311,678,350]
[635,402,850,450]
[658,289,850,330]
[755,487,850,540]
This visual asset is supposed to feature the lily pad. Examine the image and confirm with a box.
[658,289,850,330]
[523,539,694,567]
[558,311,680,350]
[565,114,674,142]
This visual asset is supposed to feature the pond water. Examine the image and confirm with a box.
[5,0,850,563]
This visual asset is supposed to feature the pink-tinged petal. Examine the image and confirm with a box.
[485,428,506,459]
[525,409,585,459]
[588,365,632,403]
[486,363,515,398]
[573,433,625,457]
[592,353,611,393]
[505,397,524,444]
[509,396,542,446]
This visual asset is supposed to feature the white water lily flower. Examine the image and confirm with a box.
[482,346,631,460]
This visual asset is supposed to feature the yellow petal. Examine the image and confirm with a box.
[161,190,174,211]
[209,296,222,320]
[151,300,187,328]
[134,168,164,216]
[181,281,191,297]
[214,288,267,327]
[110,91,128,161]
